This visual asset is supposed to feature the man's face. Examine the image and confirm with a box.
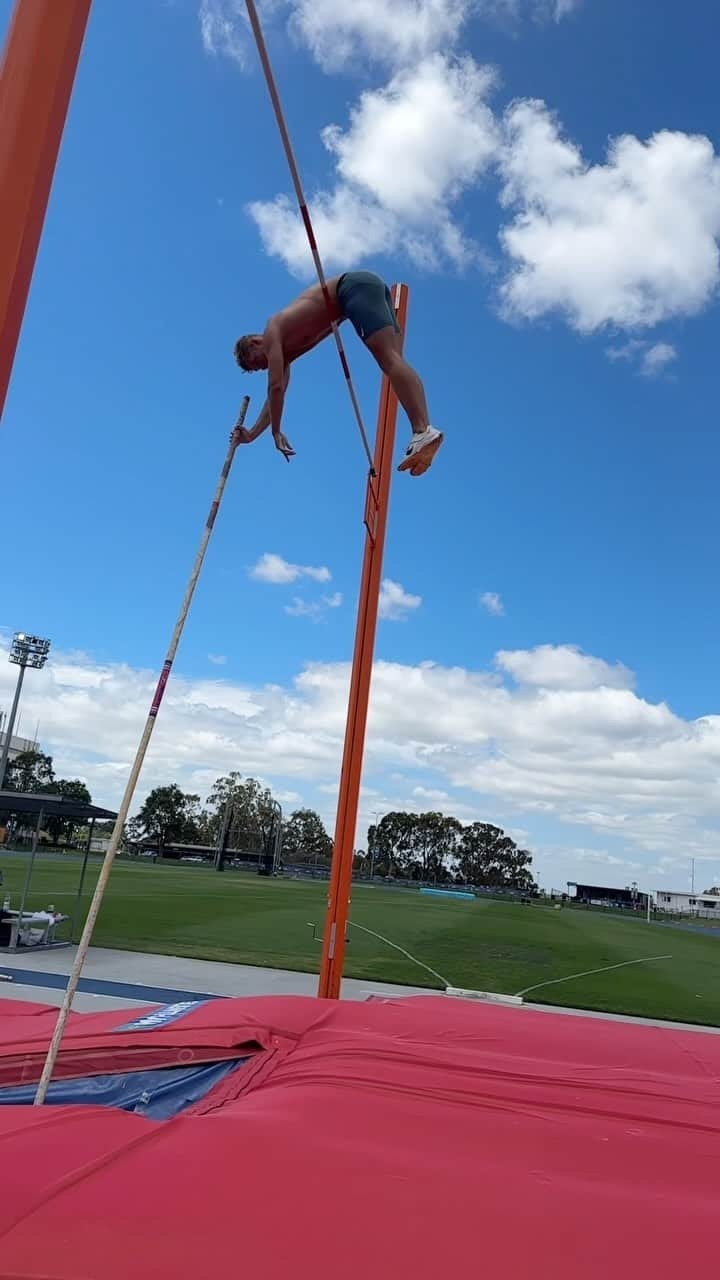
[245,336,268,371]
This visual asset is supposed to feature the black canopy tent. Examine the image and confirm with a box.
[0,791,117,821]
[0,791,118,949]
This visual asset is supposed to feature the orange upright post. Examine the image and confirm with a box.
[0,0,92,422]
[318,283,409,1000]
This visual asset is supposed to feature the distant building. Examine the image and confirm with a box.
[0,728,38,763]
[569,882,650,911]
[89,836,113,854]
[655,890,720,919]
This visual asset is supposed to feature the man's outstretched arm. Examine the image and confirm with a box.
[232,399,270,446]
[232,367,293,453]
[265,326,294,459]
[266,328,286,427]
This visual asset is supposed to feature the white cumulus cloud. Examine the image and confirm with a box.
[249,55,499,275]
[545,0,581,17]
[248,188,399,279]
[198,0,575,76]
[284,592,343,621]
[494,0,581,19]
[606,337,679,377]
[641,341,678,377]
[249,552,331,584]
[378,579,422,620]
[199,6,586,287]
[496,644,634,691]
[606,338,649,364]
[288,0,473,72]
[480,591,505,616]
[499,100,720,332]
[207,653,228,665]
[199,0,247,65]
[4,635,720,885]
[324,58,498,220]
[202,7,715,355]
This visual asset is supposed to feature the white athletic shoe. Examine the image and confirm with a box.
[397,426,444,475]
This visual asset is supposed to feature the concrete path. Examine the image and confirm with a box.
[0,945,430,1011]
[2,944,719,1035]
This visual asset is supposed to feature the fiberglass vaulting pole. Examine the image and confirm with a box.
[318,283,409,1001]
[33,397,250,1104]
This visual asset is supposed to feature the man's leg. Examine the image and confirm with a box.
[364,328,430,434]
[336,272,443,475]
[364,326,443,474]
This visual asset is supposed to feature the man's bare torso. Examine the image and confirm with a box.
[264,277,343,365]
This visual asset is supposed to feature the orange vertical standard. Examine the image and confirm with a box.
[0,0,92,422]
[318,283,409,1000]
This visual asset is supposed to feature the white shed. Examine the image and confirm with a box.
[655,890,720,919]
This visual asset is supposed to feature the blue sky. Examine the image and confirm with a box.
[2,0,720,892]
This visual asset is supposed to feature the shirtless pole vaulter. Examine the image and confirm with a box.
[232,270,443,477]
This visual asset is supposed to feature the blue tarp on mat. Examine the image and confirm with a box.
[0,1058,247,1119]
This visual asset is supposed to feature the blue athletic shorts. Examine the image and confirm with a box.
[336,271,400,341]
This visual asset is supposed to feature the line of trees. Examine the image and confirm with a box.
[127,774,334,868]
[128,785,536,889]
[127,773,282,856]
[281,808,333,866]
[2,751,536,890]
[366,812,536,890]
[1,749,91,846]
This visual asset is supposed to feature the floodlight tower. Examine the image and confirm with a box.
[0,632,51,789]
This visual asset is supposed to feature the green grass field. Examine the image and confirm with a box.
[2,852,719,1026]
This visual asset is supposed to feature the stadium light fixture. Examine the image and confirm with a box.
[0,632,51,789]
